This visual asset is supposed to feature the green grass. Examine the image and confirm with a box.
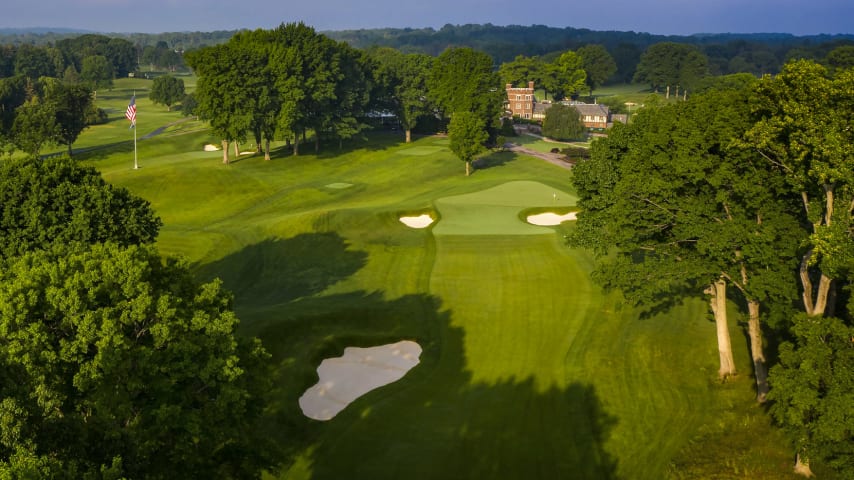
[78,103,817,479]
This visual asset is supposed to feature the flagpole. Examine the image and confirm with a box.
[133,90,139,169]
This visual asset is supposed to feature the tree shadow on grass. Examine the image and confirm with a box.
[257,289,621,480]
[196,232,369,310]
[472,150,517,171]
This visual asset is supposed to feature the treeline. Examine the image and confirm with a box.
[570,61,854,478]
[326,23,854,79]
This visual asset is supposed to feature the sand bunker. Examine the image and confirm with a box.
[299,340,422,421]
[399,214,434,229]
[526,212,577,226]
[203,144,220,151]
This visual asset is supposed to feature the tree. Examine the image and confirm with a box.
[633,42,709,92]
[0,242,271,479]
[551,50,587,99]
[80,55,114,97]
[11,93,55,157]
[368,48,433,143]
[768,315,854,478]
[0,156,161,259]
[448,111,487,176]
[578,45,617,95]
[499,54,546,90]
[149,75,185,112]
[45,80,93,156]
[428,47,503,132]
[825,45,854,72]
[13,45,55,79]
[569,88,802,386]
[745,59,854,476]
[542,104,585,141]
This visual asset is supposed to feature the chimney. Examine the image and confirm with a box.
[528,81,534,90]
[506,83,512,89]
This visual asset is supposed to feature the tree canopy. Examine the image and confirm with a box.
[0,242,271,479]
[448,110,487,176]
[149,75,185,112]
[542,104,585,141]
[0,156,161,259]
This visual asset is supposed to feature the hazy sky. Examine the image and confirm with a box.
[3,0,852,36]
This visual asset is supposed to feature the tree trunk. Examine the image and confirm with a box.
[293,132,299,156]
[707,280,736,378]
[794,453,814,477]
[747,300,769,402]
[465,160,471,177]
[233,141,240,157]
[406,129,412,143]
[221,139,229,164]
[264,138,271,161]
[813,274,832,316]
[167,105,171,112]
[315,135,320,153]
[67,142,73,157]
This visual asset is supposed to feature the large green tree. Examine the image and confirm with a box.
[80,55,114,97]
[368,47,433,143]
[448,110,487,177]
[551,50,587,100]
[0,156,161,259]
[542,103,585,141]
[577,44,617,95]
[428,47,503,132]
[748,59,854,476]
[767,314,854,478]
[570,87,801,387]
[0,242,271,479]
[45,80,94,157]
[633,42,709,92]
[149,75,185,112]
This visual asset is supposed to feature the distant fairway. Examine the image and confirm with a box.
[80,82,804,480]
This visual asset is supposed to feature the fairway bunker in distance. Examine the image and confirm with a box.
[526,212,577,226]
[400,214,434,228]
[299,341,422,421]
[326,182,354,189]
[203,144,220,151]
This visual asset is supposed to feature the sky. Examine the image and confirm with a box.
[3,0,853,36]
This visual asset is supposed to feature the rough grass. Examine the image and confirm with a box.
[78,108,820,479]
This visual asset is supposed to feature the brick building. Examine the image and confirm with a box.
[505,81,535,119]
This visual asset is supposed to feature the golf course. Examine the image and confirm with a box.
[69,79,804,479]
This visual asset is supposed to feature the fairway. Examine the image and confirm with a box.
[78,87,801,479]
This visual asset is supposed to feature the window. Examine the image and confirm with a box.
[516,95,521,100]
[525,95,531,100]
[516,103,521,109]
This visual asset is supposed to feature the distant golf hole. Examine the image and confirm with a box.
[399,214,434,228]
[526,212,577,226]
[299,341,422,421]
[326,182,354,189]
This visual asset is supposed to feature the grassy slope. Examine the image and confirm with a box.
[79,82,808,479]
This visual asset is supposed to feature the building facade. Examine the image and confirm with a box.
[505,81,535,119]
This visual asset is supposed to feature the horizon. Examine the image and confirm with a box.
[2,1,852,37]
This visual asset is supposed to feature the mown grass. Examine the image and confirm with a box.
[78,100,821,479]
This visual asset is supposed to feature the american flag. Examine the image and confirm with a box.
[125,95,136,127]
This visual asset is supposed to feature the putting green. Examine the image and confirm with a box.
[432,181,577,235]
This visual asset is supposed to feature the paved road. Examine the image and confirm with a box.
[505,143,574,171]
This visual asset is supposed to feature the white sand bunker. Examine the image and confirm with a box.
[399,214,434,229]
[203,144,220,151]
[526,211,577,226]
[299,340,422,421]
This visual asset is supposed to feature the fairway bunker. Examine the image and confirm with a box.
[203,144,220,151]
[399,214,434,229]
[526,212,577,226]
[299,341,422,421]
